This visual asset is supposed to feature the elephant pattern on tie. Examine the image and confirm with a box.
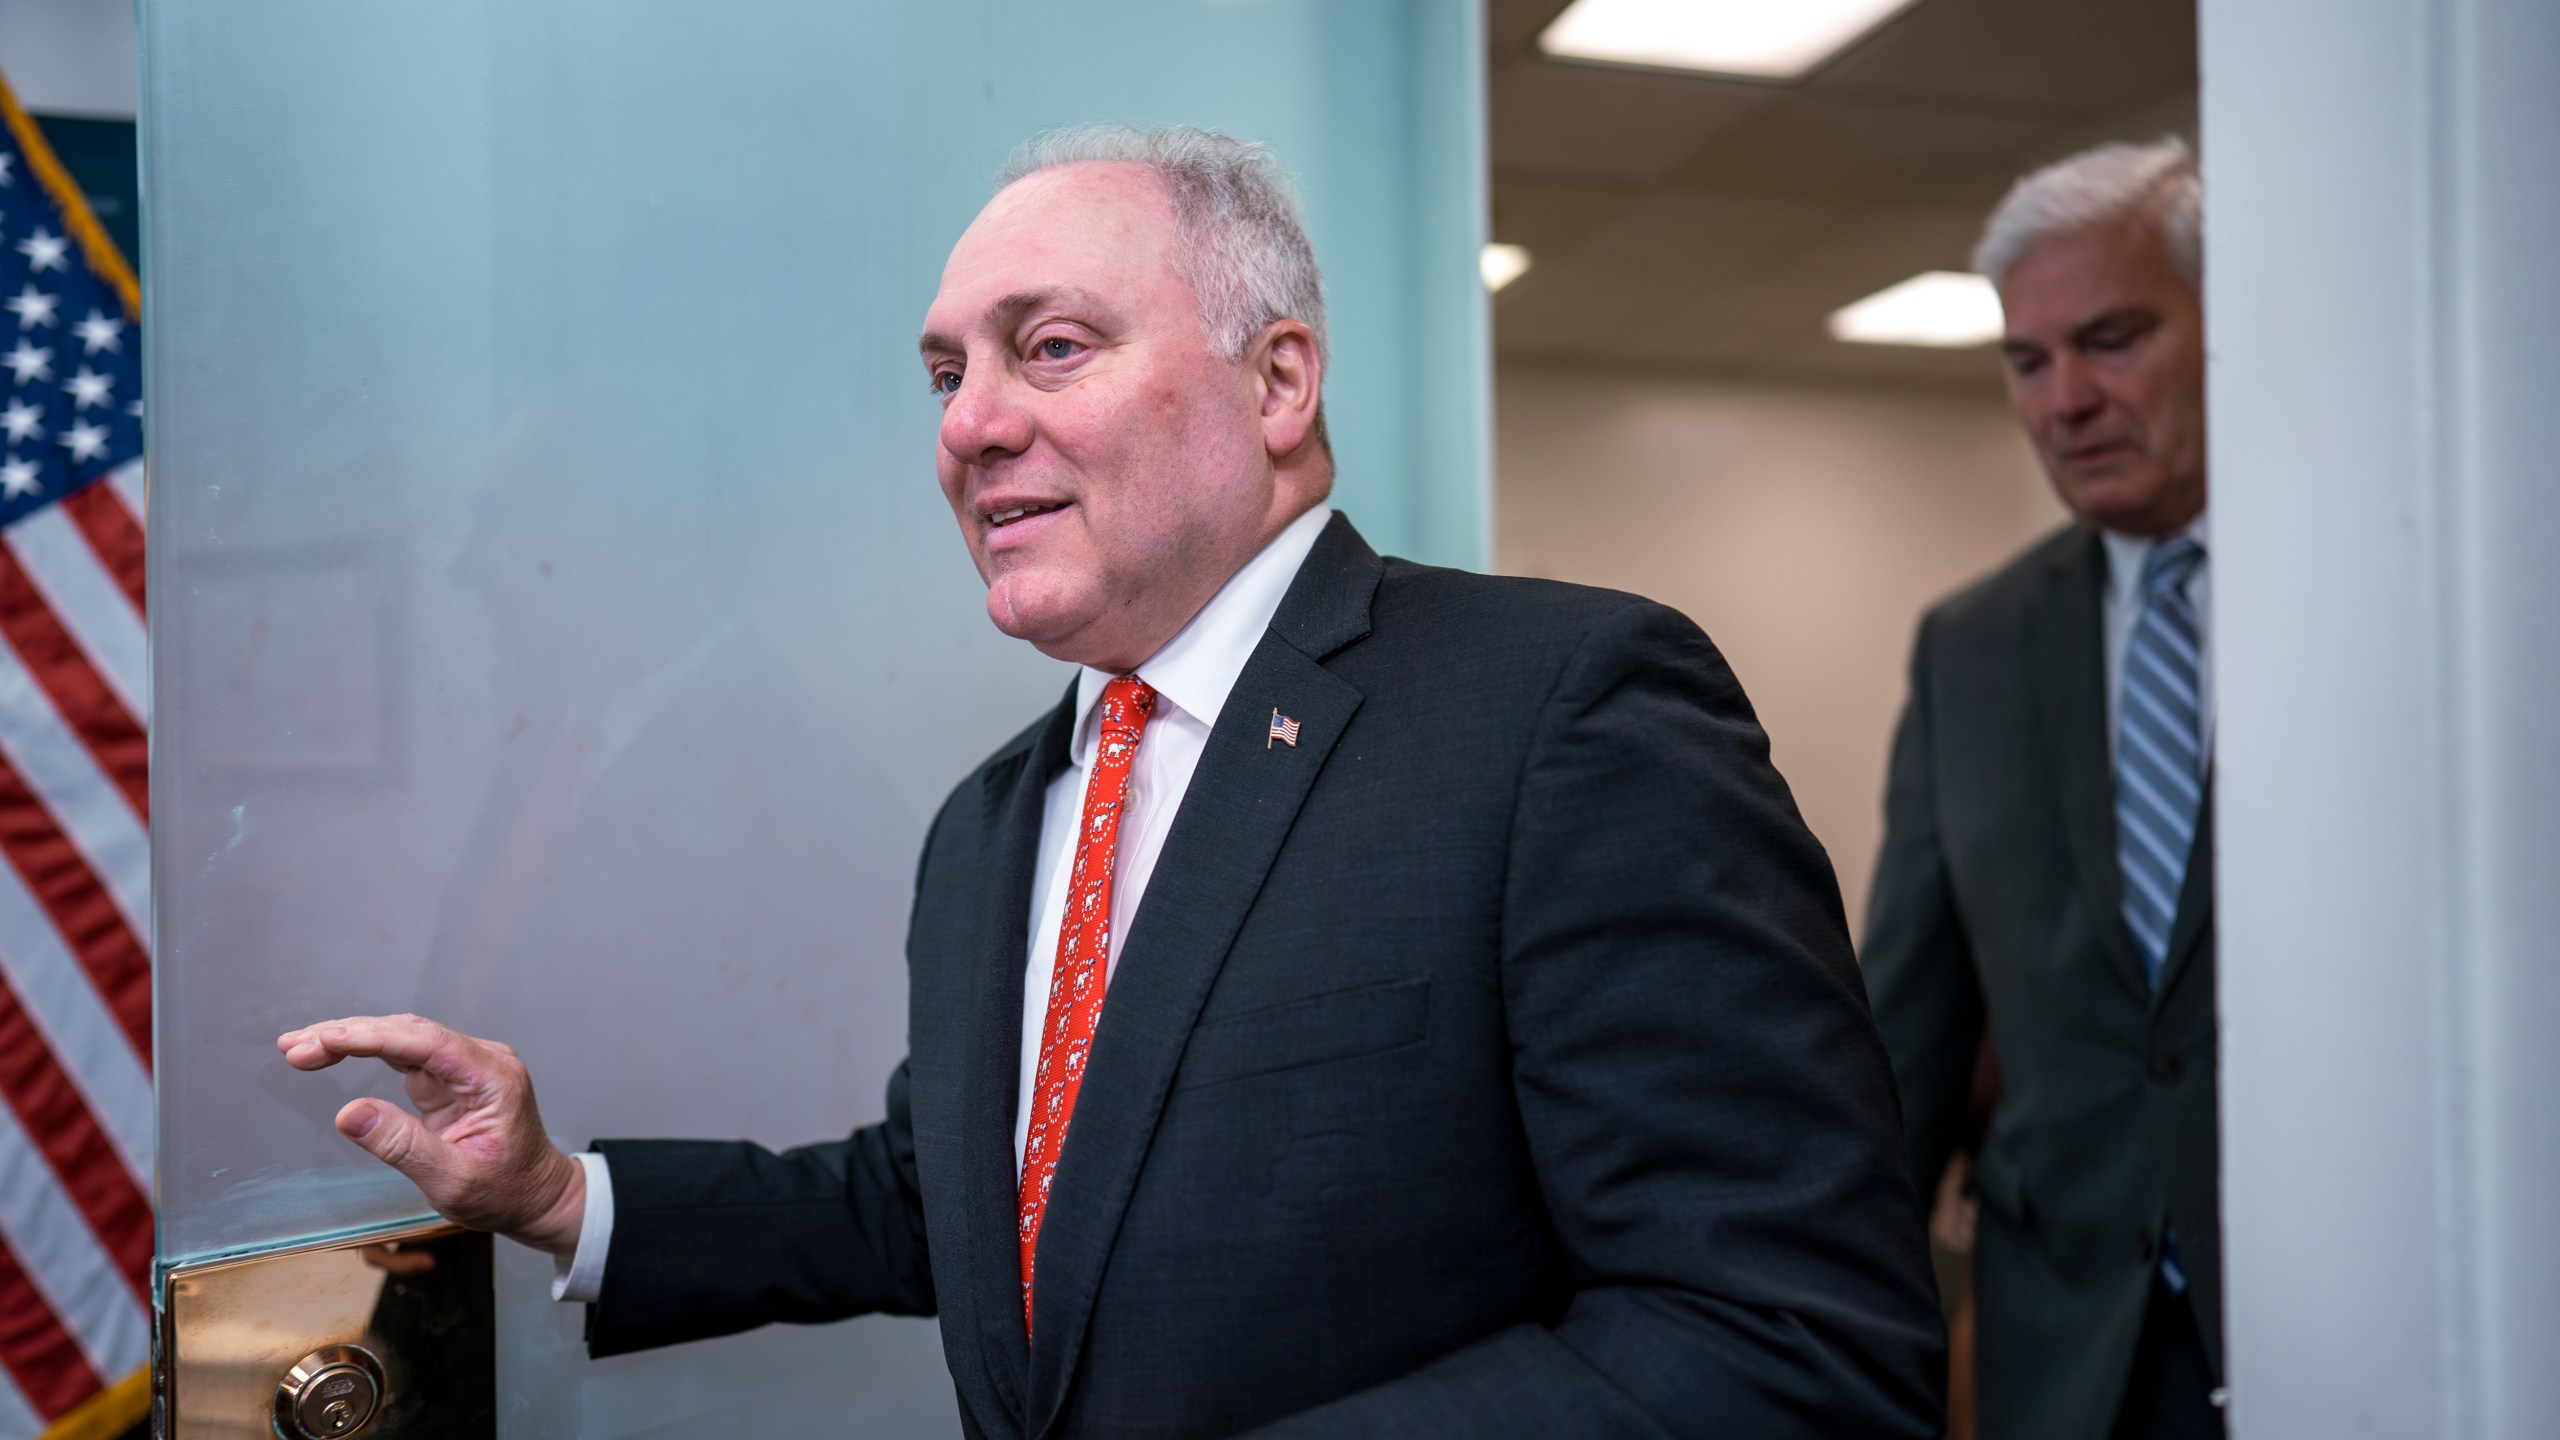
[1017,674,1158,1333]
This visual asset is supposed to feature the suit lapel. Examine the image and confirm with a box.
[2028,529,2153,1001]
[958,687,1076,1423]
[1023,516,1379,1436]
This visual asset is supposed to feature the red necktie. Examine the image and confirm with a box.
[1018,674,1157,1334]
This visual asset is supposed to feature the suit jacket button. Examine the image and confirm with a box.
[2149,1054,2183,1085]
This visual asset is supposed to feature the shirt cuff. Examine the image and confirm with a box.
[549,1151,615,1304]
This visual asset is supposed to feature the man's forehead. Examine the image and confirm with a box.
[993,159,1171,214]
[924,163,1179,336]
[960,165,1174,273]
[2007,217,2177,290]
[1999,221,2185,324]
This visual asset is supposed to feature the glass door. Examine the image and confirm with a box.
[140,2,1486,1433]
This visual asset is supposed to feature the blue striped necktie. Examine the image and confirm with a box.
[2116,535,2207,986]
[2116,535,2206,1294]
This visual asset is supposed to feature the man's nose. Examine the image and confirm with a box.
[2045,352,2105,424]
[939,371,1036,468]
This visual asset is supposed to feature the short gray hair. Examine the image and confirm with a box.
[999,124,1330,367]
[1974,136,2202,289]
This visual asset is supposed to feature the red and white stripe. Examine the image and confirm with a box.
[0,460,150,1436]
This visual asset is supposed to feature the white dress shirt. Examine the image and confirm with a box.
[555,502,1333,1303]
[2099,509,2213,758]
[1011,502,1332,1168]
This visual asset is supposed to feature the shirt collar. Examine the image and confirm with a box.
[2101,507,2211,608]
[1069,503,1333,767]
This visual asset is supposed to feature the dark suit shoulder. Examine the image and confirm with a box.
[1923,522,2096,644]
[1320,558,1751,745]
[1369,555,1693,658]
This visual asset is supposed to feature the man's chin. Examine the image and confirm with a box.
[984,582,1094,654]
[2060,469,2181,535]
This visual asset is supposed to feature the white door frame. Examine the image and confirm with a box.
[2205,0,2560,1434]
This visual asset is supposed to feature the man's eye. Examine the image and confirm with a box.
[930,371,961,396]
[1038,337,1078,360]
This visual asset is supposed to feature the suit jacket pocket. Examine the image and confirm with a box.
[1174,977,1430,1091]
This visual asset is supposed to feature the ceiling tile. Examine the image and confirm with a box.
[1490,178,1639,256]
[1751,203,1995,301]
[1485,0,1574,53]
[1496,201,2008,371]
[1678,94,2055,206]
[1562,190,1836,278]
[1495,237,1846,366]
[1819,0,2196,119]
[2024,89,2198,168]
[1491,59,1776,183]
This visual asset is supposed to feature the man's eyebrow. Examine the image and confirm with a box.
[917,287,1115,358]
[2068,305,2160,345]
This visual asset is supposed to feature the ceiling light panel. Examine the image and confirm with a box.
[1539,0,1924,80]
[1827,271,2004,348]
[1481,243,1533,293]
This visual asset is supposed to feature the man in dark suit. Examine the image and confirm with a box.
[1862,138,2219,1440]
[282,125,1943,1437]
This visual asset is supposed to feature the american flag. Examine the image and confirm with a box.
[1267,709,1299,749]
[0,77,152,1440]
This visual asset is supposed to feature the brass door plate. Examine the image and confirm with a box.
[158,1219,493,1439]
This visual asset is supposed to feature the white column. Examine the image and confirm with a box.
[2205,0,2560,1435]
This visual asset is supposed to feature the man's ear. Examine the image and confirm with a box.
[1249,320,1323,461]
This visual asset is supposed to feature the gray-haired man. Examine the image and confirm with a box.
[285,127,1945,1437]
[1863,137,2223,1440]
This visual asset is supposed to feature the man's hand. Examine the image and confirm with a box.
[276,1014,587,1258]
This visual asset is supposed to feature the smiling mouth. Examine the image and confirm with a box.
[985,501,1067,529]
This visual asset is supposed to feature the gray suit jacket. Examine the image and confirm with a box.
[587,516,1945,1438]
[1863,523,2221,1440]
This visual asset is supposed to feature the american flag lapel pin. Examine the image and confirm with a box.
[1267,708,1301,749]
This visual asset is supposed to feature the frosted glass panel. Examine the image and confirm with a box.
[141,1,1485,1433]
